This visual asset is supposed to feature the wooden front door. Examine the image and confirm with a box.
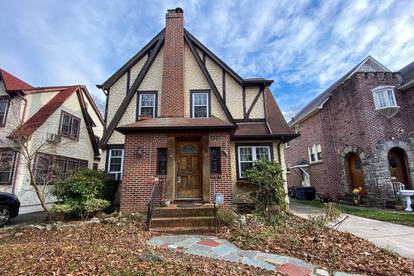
[346,153,365,191]
[388,148,410,187]
[176,140,202,199]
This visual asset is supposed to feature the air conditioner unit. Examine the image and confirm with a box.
[46,132,61,143]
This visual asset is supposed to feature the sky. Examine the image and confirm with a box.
[1,0,414,119]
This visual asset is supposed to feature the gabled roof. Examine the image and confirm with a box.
[399,61,414,90]
[0,69,33,92]
[289,56,391,126]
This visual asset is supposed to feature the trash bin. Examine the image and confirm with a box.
[295,187,315,200]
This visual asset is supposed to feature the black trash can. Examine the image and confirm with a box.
[295,187,315,200]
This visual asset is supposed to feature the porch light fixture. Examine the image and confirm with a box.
[137,146,143,159]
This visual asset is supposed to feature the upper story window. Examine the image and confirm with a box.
[237,145,271,178]
[308,143,322,163]
[372,86,398,109]
[138,92,157,119]
[108,149,124,181]
[191,91,209,118]
[294,125,300,134]
[60,111,81,139]
[0,98,10,127]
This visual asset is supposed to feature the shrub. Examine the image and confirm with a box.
[244,160,287,220]
[52,169,114,220]
[217,207,238,227]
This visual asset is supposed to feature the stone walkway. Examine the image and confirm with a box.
[147,235,359,276]
[290,201,414,259]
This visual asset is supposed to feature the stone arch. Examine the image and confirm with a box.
[339,146,368,194]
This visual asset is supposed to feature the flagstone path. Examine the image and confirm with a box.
[147,235,360,276]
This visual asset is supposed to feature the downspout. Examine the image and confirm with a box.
[12,92,28,193]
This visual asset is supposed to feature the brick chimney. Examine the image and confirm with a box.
[161,8,185,117]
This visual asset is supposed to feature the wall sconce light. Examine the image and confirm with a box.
[137,146,143,159]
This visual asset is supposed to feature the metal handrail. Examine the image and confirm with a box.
[146,180,162,230]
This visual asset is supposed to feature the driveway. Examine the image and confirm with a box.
[2,211,47,229]
[290,201,414,259]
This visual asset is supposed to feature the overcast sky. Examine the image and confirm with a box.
[1,0,413,119]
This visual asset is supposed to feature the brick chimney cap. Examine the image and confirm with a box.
[167,7,183,14]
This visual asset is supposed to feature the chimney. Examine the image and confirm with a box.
[161,8,185,117]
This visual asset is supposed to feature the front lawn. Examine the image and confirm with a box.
[296,200,414,227]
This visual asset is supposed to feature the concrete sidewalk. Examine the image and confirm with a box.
[290,201,414,259]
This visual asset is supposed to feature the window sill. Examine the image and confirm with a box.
[60,134,79,141]
[309,161,323,165]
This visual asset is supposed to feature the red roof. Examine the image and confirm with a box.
[11,86,79,137]
[117,117,235,133]
[0,69,33,91]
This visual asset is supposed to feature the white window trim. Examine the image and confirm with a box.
[108,149,124,180]
[237,145,271,178]
[0,99,9,126]
[285,141,291,148]
[138,93,156,118]
[192,92,209,118]
[308,143,322,164]
[372,86,398,110]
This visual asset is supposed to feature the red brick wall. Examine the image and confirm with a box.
[161,9,185,117]
[121,131,234,212]
[285,112,330,197]
[209,132,233,205]
[286,72,412,201]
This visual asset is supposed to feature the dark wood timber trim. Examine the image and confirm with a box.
[184,31,235,124]
[100,34,165,148]
[190,90,211,118]
[98,29,165,90]
[246,86,264,119]
[242,86,246,119]
[202,52,206,65]
[104,87,110,129]
[126,69,131,94]
[76,89,100,157]
[222,69,226,104]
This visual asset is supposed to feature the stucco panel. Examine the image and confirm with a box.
[205,56,223,97]
[225,74,244,119]
[107,73,127,124]
[26,91,59,119]
[245,87,265,119]
[184,44,227,120]
[129,55,148,88]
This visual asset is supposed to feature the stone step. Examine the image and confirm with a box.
[150,226,216,234]
[150,216,216,228]
[153,206,215,218]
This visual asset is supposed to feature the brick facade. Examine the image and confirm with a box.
[121,131,233,212]
[161,8,185,117]
[286,72,414,206]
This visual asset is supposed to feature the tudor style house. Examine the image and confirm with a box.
[98,8,295,215]
[286,56,414,207]
[0,69,104,213]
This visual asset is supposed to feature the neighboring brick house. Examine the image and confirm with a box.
[285,56,414,207]
[98,8,295,213]
[0,69,104,213]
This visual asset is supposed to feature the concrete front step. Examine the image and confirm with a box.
[153,206,215,218]
[150,226,216,234]
[150,216,216,228]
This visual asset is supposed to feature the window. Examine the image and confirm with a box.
[372,86,398,109]
[138,93,156,118]
[237,145,271,178]
[157,148,167,175]
[210,147,221,174]
[60,111,81,139]
[285,141,291,148]
[0,98,10,127]
[0,151,17,184]
[93,163,99,171]
[191,91,209,118]
[108,149,124,180]
[308,144,322,163]
[294,125,300,134]
[34,153,88,184]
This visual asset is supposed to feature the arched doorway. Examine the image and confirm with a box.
[388,147,411,189]
[346,153,365,192]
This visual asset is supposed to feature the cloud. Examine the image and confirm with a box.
[0,0,413,118]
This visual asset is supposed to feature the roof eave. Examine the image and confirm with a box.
[116,125,235,134]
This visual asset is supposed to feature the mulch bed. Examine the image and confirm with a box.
[0,218,277,275]
[217,214,414,276]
